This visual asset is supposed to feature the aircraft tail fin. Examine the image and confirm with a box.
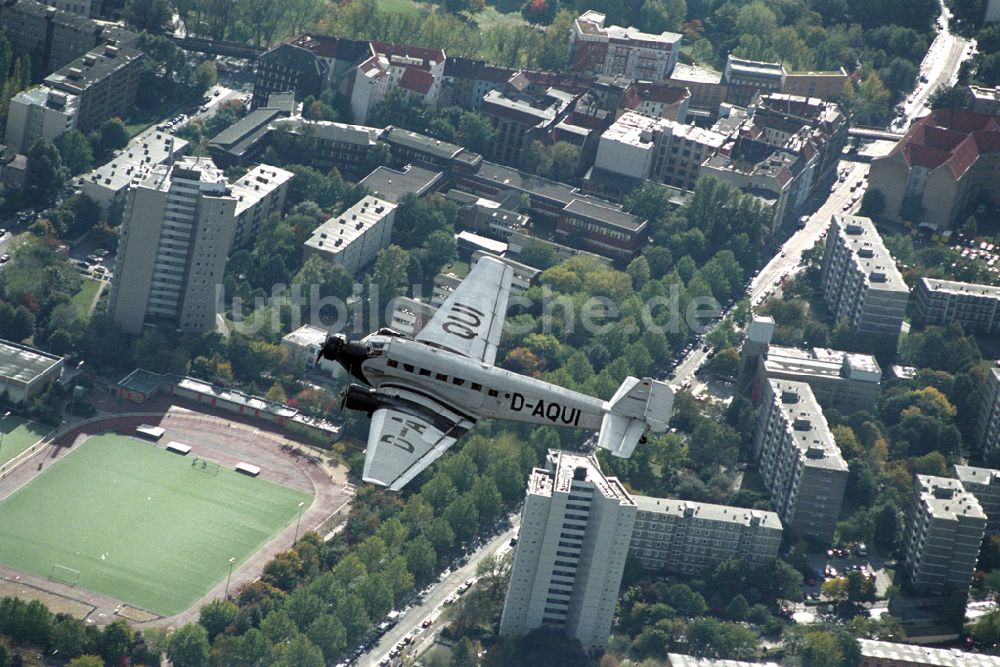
[597,377,673,458]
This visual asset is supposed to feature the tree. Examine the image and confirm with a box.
[99,620,134,665]
[54,130,94,175]
[25,139,67,207]
[725,594,749,621]
[193,60,217,94]
[306,614,347,662]
[92,118,130,160]
[860,189,885,217]
[550,142,579,182]
[451,637,479,667]
[199,599,238,641]
[122,0,171,32]
[167,623,210,667]
[51,617,88,658]
[458,112,497,154]
[271,634,325,667]
[371,245,410,303]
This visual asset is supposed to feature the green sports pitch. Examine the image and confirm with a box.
[0,416,51,469]
[0,434,312,615]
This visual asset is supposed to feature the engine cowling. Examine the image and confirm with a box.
[343,384,381,416]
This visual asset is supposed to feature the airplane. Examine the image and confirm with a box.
[319,256,674,491]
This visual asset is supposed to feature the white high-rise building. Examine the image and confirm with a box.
[108,157,290,335]
[500,450,636,648]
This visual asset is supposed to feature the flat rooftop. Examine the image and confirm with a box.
[271,117,382,146]
[602,111,726,149]
[305,195,397,254]
[82,125,188,195]
[726,55,787,79]
[670,63,724,85]
[563,197,647,232]
[667,654,781,667]
[530,449,634,505]
[768,378,846,472]
[0,339,63,385]
[44,42,142,94]
[920,277,1000,300]
[915,475,986,522]
[385,126,466,160]
[281,324,329,349]
[633,495,781,529]
[231,164,294,216]
[764,344,881,383]
[859,639,1000,666]
[954,464,1000,488]
[359,164,443,203]
[832,214,908,293]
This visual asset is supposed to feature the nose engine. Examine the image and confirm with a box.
[319,334,370,379]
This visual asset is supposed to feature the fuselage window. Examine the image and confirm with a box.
[403,363,415,373]
[470,383,482,391]
[419,368,431,376]
[387,359,398,368]
[488,389,498,397]
[436,373,448,382]
[453,378,465,386]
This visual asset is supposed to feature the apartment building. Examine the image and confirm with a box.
[350,42,446,123]
[229,164,294,249]
[914,277,1000,335]
[954,464,1000,534]
[569,10,681,81]
[80,126,188,211]
[753,378,848,542]
[445,189,529,240]
[903,475,986,595]
[820,214,909,352]
[629,495,782,574]
[783,69,849,101]
[479,87,576,164]
[267,118,382,174]
[6,39,141,153]
[752,344,882,415]
[723,56,786,107]
[108,157,285,335]
[383,126,483,173]
[588,111,726,193]
[252,34,371,108]
[500,450,636,648]
[5,87,78,153]
[667,63,727,118]
[867,109,1000,227]
[970,84,1000,115]
[859,638,1000,667]
[358,164,444,203]
[388,296,437,336]
[555,197,648,260]
[303,196,396,275]
[978,366,1000,461]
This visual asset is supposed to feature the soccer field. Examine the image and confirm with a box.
[0,416,51,469]
[0,434,312,615]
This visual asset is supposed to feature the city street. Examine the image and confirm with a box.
[894,0,973,130]
[357,516,521,667]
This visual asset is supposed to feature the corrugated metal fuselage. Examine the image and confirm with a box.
[358,335,605,430]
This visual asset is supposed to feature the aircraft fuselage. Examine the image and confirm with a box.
[352,333,605,431]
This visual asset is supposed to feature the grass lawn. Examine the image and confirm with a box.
[69,278,103,319]
[0,434,311,615]
[0,416,51,469]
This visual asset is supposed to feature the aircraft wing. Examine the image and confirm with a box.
[415,256,513,365]
[363,407,467,491]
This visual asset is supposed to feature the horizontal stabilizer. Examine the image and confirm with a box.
[597,377,673,458]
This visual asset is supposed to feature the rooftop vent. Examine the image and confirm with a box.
[793,417,812,431]
[573,466,587,481]
[858,248,874,258]
[805,446,825,459]
[780,390,799,404]
[870,271,887,283]
[83,54,96,66]
[933,487,955,500]
[67,67,83,80]
[845,223,863,235]
[683,504,695,517]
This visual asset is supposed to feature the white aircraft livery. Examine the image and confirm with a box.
[320,256,674,491]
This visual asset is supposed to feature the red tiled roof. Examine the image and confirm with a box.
[893,109,1000,178]
[623,81,689,109]
[399,67,435,95]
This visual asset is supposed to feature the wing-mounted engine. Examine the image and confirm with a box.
[342,384,382,416]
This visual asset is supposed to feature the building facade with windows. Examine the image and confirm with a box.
[500,450,636,648]
[629,496,782,574]
[569,10,681,82]
[978,366,1000,460]
[753,378,847,542]
[903,475,986,595]
[914,277,1000,335]
[954,464,1000,534]
[108,157,285,335]
[820,214,909,352]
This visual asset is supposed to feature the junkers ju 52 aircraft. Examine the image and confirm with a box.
[319,256,674,491]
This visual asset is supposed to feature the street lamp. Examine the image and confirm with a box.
[224,556,236,599]
[293,501,305,545]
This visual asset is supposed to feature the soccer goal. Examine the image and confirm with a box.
[190,457,221,476]
[50,564,81,586]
